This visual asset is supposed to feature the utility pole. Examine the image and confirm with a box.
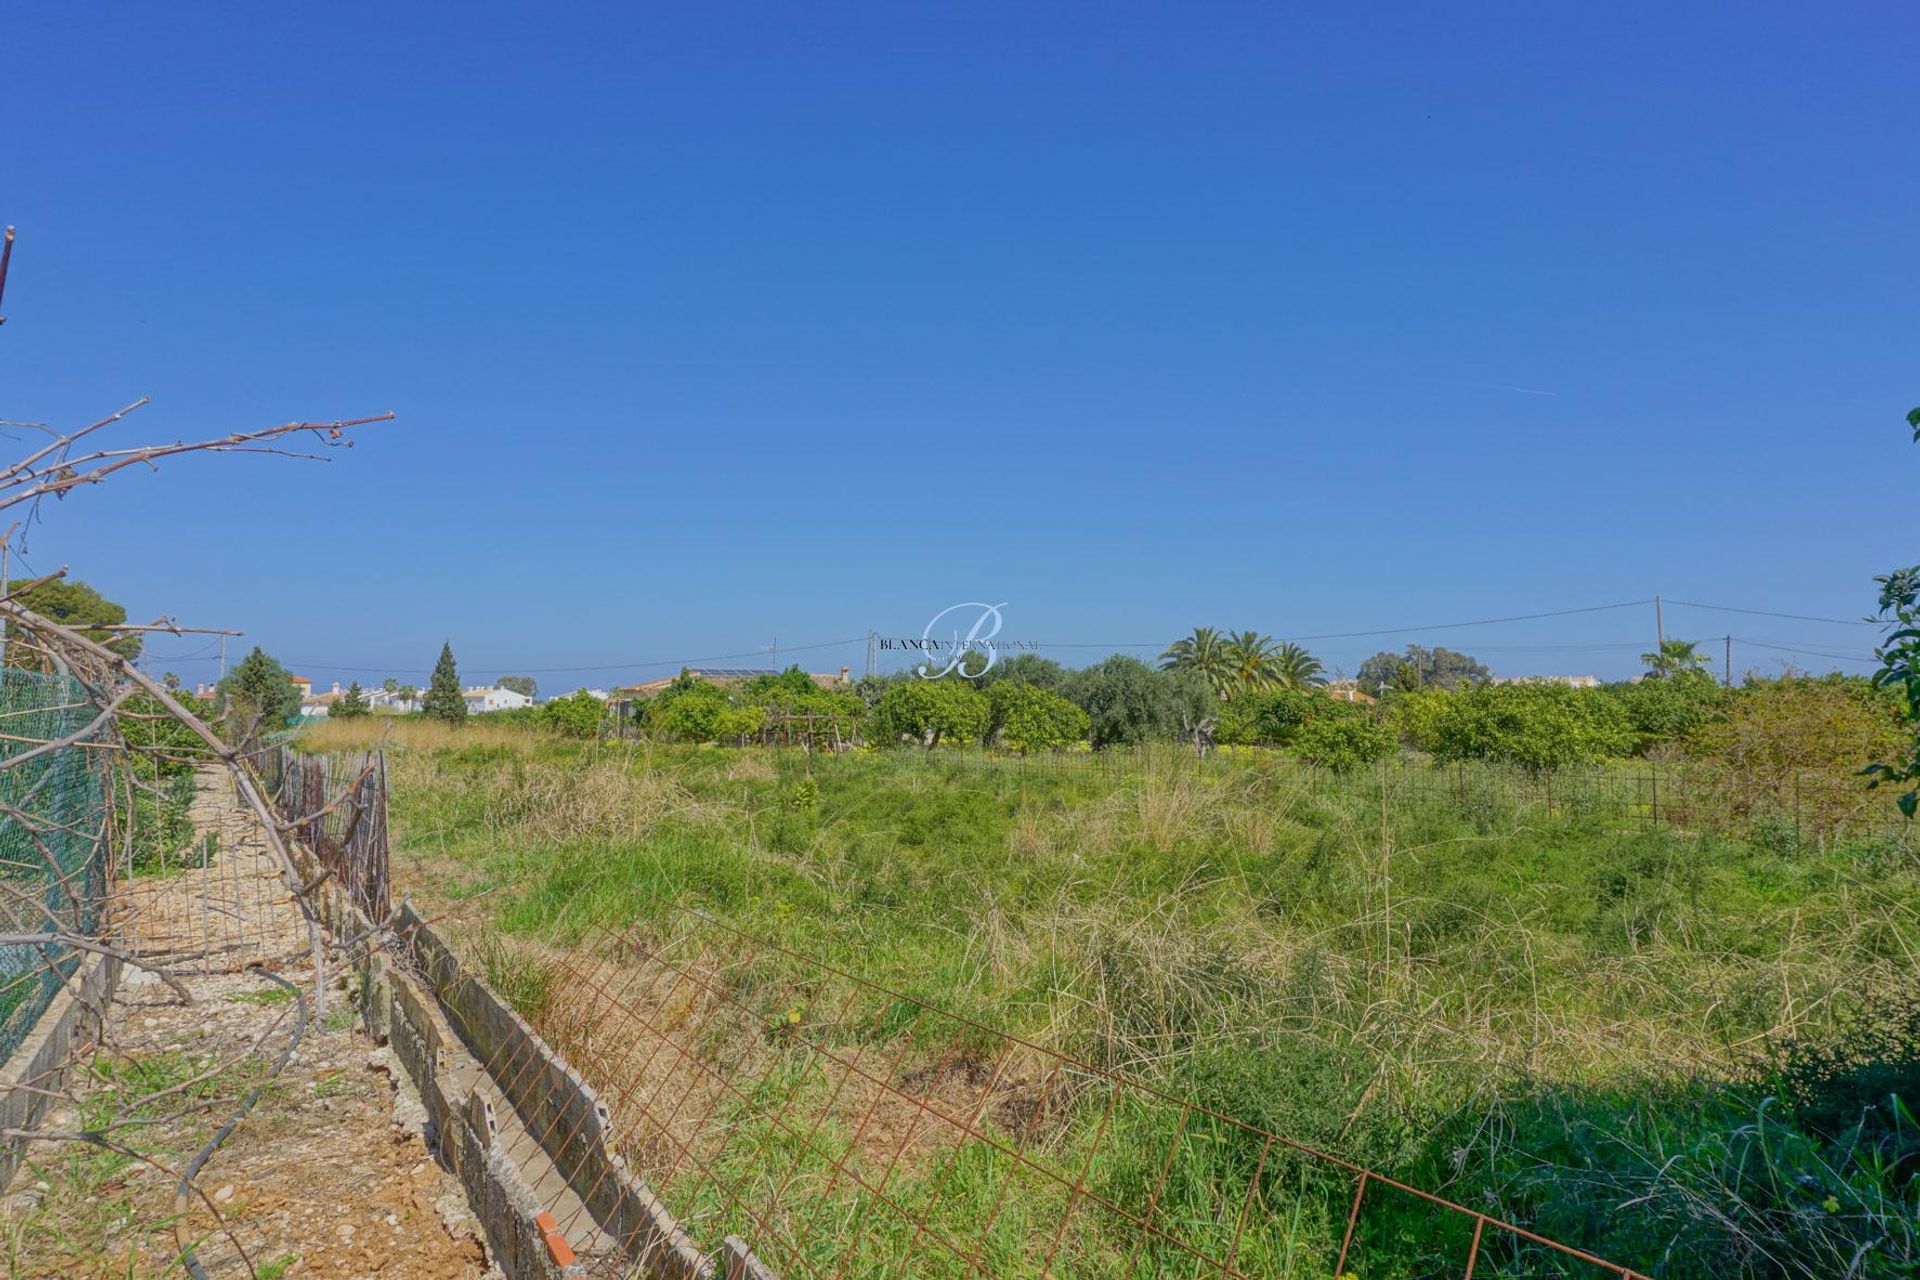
[1724,634,1732,687]
[219,634,228,682]
[1654,594,1665,650]
[865,630,877,680]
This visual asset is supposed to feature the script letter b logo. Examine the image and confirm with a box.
[916,602,1006,680]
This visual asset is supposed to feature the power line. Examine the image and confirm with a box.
[1734,637,1879,665]
[275,635,868,677]
[1667,599,1879,627]
[1038,598,1655,649]
[155,596,1892,678]
[144,637,222,662]
[1283,598,1653,643]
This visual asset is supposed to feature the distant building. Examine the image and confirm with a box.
[463,685,535,714]
[614,667,851,699]
[290,675,313,700]
[1492,675,1601,689]
[369,688,422,714]
[1322,681,1376,704]
[299,681,344,718]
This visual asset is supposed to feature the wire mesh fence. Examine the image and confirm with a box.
[458,910,1652,1280]
[256,743,393,924]
[0,668,109,1065]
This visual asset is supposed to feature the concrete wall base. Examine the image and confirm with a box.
[332,890,776,1280]
[0,950,122,1192]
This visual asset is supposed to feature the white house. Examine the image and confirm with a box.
[299,681,344,718]
[1492,675,1602,689]
[368,688,422,714]
[463,686,534,714]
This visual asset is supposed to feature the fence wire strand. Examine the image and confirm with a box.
[448,906,1654,1280]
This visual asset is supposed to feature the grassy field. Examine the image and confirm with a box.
[305,717,1920,1278]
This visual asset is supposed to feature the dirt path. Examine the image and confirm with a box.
[2,768,491,1279]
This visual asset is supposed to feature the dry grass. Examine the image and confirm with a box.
[383,740,1920,1279]
[725,754,778,783]
[300,715,547,755]
[388,748,726,846]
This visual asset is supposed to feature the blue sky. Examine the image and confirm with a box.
[4,2,1913,691]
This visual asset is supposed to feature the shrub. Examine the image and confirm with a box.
[1290,704,1395,773]
[1211,694,1263,746]
[738,668,865,732]
[715,703,769,744]
[738,666,818,699]
[1426,683,1635,772]
[1703,676,1903,783]
[1387,687,1454,754]
[987,682,1089,753]
[871,678,990,749]
[1776,993,1920,1174]
[1216,688,1319,746]
[1065,656,1210,749]
[647,672,732,742]
[1607,670,1728,751]
[1448,1081,1916,1279]
[540,689,606,738]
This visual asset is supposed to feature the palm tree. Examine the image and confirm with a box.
[1641,637,1709,679]
[1223,630,1286,693]
[1271,641,1327,690]
[1160,627,1234,699]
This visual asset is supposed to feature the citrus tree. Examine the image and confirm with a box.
[987,682,1088,753]
[1290,703,1395,773]
[1427,683,1634,772]
[541,689,606,738]
[873,678,989,749]
[648,672,730,742]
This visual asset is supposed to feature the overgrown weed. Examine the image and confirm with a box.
[370,732,1920,1277]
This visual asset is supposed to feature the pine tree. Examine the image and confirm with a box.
[335,680,371,720]
[423,642,467,723]
[219,646,303,730]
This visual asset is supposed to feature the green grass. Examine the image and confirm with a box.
[379,734,1920,1278]
[256,1255,301,1280]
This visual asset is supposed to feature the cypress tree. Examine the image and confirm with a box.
[423,642,467,723]
[335,680,370,720]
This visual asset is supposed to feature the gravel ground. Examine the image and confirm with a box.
[2,768,493,1280]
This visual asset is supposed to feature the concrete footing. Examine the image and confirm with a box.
[0,950,121,1192]
[342,896,774,1280]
